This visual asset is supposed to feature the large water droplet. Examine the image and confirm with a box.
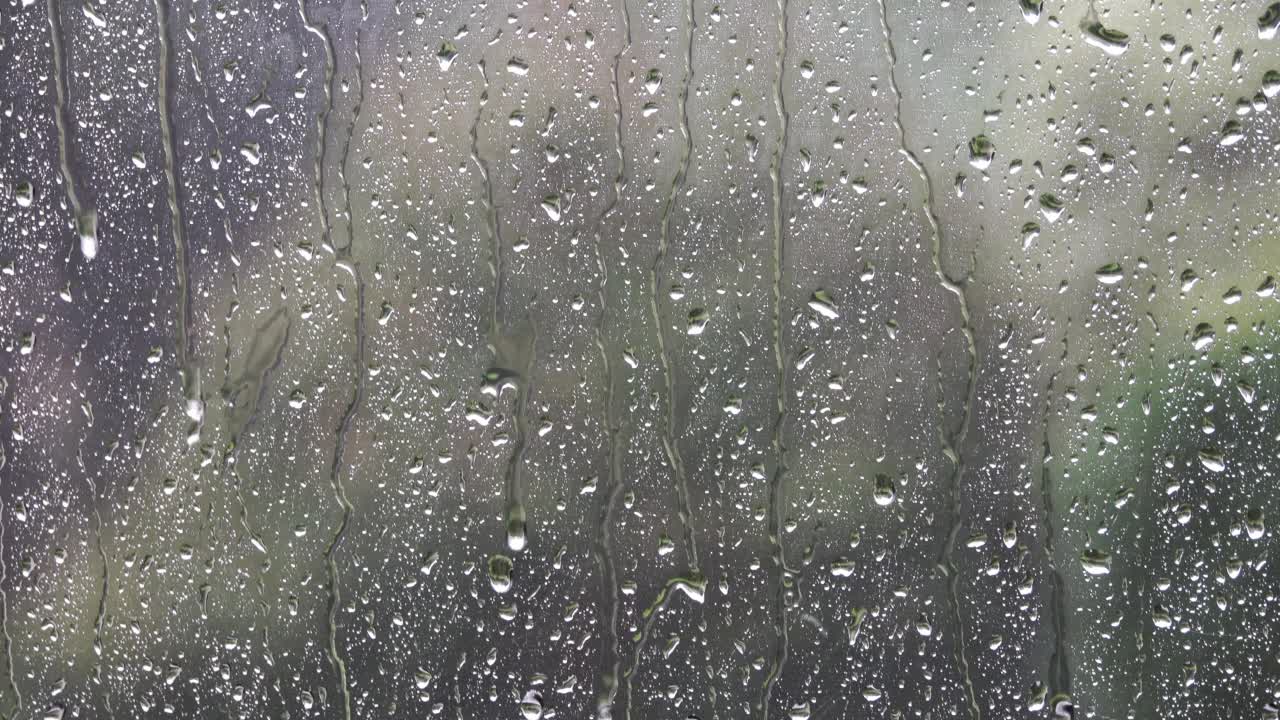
[488,554,514,593]
[1083,21,1130,56]
[78,210,98,261]
[1080,549,1112,575]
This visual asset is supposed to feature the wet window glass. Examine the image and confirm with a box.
[2,0,1279,717]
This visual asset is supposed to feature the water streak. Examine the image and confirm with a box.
[503,318,537,553]
[760,0,792,714]
[297,0,338,255]
[623,575,707,719]
[336,11,367,252]
[46,0,93,264]
[1039,375,1071,698]
[471,59,503,351]
[153,0,200,431]
[650,0,700,574]
[0,470,19,716]
[295,1,359,716]
[875,0,980,717]
[86,458,109,720]
[589,0,632,714]
[46,0,81,213]
[323,257,362,720]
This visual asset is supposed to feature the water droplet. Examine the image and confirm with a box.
[1039,193,1065,223]
[506,57,530,75]
[1191,323,1216,351]
[1261,70,1280,99]
[807,289,839,319]
[1220,119,1245,146]
[968,134,995,170]
[540,194,561,222]
[14,181,33,207]
[1246,509,1265,540]
[1020,0,1042,24]
[809,180,826,207]
[1080,549,1112,575]
[488,554,514,593]
[78,210,98,260]
[244,91,273,118]
[519,690,544,720]
[1083,21,1130,56]
[872,474,895,506]
[1095,263,1124,285]
[787,702,811,720]
[1021,222,1040,249]
[1198,448,1225,473]
[687,308,709,335]
[644,69,662,95]
[1259,2,1280,39]
[431,43,456,73]
[506,504,528,552]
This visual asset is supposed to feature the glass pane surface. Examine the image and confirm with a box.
[2,0,1279,717]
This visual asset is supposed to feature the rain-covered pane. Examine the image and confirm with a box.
[2,0,1279,717]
